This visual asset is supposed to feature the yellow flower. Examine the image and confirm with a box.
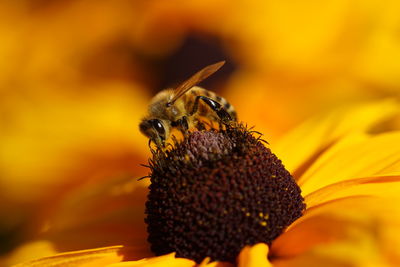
[1,1,400,266]
[7,99,400,267]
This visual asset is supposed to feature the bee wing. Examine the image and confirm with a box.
[167,61,225,106]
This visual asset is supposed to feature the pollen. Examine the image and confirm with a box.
[145,125,305,263]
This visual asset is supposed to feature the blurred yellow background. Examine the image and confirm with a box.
[1,0,399,264]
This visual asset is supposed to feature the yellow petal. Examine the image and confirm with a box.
[198,257,232,267]
[237,243,272,267]
[271,197,400,266]
[13,245,126,267]
[107,253,195,267]
[305,175,400,208]
[1,241,56,267]
[299,131,400,196]
[273,100,399,177]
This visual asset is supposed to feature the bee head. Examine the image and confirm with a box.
[139,118,167,145]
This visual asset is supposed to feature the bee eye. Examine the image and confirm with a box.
[151,119,165,136]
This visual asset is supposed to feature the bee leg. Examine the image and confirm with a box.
[218,120,224,130]
[150,136,166,153]
[195,120,206,130]
[173,116,190,137]
[148,138,158,154]
[190,96,232,123]
[165,142,174,150]
[180,116,189,132]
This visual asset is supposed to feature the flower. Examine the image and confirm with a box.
[145,127,305,263]
[7,99,400,267]
[2,1,400,266]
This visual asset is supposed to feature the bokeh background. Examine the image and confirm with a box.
[1,0,400,265]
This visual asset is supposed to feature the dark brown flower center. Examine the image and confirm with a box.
[145,125,305,263]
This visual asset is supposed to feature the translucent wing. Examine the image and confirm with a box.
[167,61,225,107]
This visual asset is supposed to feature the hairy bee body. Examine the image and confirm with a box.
[141,86,236,146]
[139,61,236,148]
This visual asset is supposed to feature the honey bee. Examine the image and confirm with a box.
[139,61,237,148]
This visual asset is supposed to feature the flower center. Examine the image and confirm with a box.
[145,126,305,263]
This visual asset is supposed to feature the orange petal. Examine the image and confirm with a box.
[13,245,126,267]
[40,178,150,254]
[273,100,399,177]
[237,243,272,267]
[299,131,400,196]
[107,253,195,267]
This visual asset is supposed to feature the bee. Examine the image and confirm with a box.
[139,61,237,148]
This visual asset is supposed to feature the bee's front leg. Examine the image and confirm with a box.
[173,116,190,137]
[149,136,167,153]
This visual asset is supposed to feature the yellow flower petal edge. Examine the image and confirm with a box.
[299,131,400,195]
[273,99,399,177]
[106,253,195,267]
[13,245,125,267]
[270,197,400,266]
[305,175,400,208]
[2,241,57,267]
[237,243,272,267]
[197,257,232,267]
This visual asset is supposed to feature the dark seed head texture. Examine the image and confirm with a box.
[145,125,305,263]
